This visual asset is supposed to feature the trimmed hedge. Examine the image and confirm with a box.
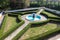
[41,11,60,21]
[0,14,8,36]
[25,27,60,40]
[12,20,50,40]
[48,17,60,20]
[12,19,60,40]
[0,15,25,40]
[31,19,50,25]
[50,19,60,23]
[8,10,38,15]
[12,23,31,40]
[11,18,60,40]
[42,11,59,18]
[45,8,60,15]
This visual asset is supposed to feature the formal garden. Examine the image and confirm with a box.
[0,0,60,40]
[0,8,60,40]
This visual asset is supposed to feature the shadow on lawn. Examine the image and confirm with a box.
[31,21,49,28]
[31,19,60,28]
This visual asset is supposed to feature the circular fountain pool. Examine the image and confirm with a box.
[26,13,47,21]
[26,15,41,21]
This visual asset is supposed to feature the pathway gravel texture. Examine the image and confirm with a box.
[0,14,5,26]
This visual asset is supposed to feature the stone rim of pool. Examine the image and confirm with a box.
[26,14,47,21]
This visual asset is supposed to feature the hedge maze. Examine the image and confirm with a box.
[0,8,60,40]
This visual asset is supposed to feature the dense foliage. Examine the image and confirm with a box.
[0,0,9,10]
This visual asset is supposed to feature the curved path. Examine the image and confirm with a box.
[4,15,30,40]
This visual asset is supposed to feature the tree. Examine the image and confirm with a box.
[10,0,30,9]
[0,0,9,10]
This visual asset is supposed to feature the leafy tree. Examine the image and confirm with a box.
[10,0,30,9]
[0,0,9,10]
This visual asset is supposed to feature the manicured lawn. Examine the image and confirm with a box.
[3,14,20,33]
[18,23,57,40]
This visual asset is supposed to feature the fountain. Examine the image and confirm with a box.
[26,9,47,21]
[26,13,41,21]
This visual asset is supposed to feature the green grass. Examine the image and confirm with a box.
[3,14,20,33]
[18,23,57,40]
[42,11,59,18]
[0,14,8,36]
[0,14,20,37]
[3,15,19,33]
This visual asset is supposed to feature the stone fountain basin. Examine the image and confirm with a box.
[26,14,47,21]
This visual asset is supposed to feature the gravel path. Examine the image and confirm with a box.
[0,14,5,26]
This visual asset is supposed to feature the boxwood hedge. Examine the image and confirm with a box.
[12,20,50,40]
[25,27,60,40]
[12,19,60,40]
[11,10,60,40]
[0,15,25,40]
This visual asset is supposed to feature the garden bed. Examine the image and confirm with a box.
[18,22,57,40]
[0,14,25,40]
[3,14,20,33]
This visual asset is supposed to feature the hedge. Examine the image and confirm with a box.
[48,17,60,20]
[45,9,60,16]
[12,20,50,40]
[12,19,60,40]
[41,11,60,20]
[8,10,38,15]
[42,11,59,18]
[31,19,50,25]
[12,23,31,40]
[25,27,60,40]
[50,19,60,23]
[0,14,8,36]
[0,15,25,40]
[11,18,60,40]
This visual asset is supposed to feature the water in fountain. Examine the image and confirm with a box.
[26,13,41,21]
